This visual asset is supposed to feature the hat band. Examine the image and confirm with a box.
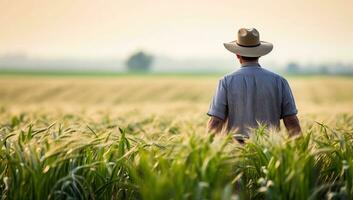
[236,42,261,47]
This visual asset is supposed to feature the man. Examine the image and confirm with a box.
[207,28,301,142]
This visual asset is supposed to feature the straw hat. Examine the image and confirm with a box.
[223,28,273,57]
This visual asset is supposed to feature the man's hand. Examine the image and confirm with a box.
[283,115,301,137]
[207,116,225,134]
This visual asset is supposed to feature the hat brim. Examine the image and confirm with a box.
[223,41,273,57]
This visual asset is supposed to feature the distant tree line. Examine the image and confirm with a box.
[285,62,353,75]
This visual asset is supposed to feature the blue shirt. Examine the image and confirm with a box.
[207,64,297,137]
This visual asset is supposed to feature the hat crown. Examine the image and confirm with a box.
[237,28,260,47]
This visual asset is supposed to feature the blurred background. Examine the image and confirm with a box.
[0,0,352,75]
[1,0,353,122]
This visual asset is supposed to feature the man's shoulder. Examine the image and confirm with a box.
[260,67,286,80]
[223,66,285,81]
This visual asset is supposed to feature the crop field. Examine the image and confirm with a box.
[0,75,353,199]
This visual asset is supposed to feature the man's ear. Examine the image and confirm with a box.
[236,54,242,64]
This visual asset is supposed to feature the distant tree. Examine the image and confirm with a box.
[125,51,153,72]
[286,62,300,74]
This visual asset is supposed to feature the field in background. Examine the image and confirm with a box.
[0,75,353,199]
[1,75,353,120]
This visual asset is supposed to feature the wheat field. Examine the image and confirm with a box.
[0,75,353,199]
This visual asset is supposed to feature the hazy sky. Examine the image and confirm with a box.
[1,0,352,64]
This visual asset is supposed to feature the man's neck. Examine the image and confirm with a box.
[241,61,259,67]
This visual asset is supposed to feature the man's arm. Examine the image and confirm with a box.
[283,115,301,137]
[207,116,225,134]
[207,78,228,134]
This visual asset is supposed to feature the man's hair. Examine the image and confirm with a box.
[240,56,260,62]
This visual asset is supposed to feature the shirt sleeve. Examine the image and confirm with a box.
[281,78,298,118]
[207,78,228,120]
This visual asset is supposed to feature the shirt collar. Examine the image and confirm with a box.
[241,61,260,68]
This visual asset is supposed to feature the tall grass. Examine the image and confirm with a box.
[0,113,352,199]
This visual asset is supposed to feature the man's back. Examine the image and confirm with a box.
[207,27,301,138]
[207,64,297,136]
